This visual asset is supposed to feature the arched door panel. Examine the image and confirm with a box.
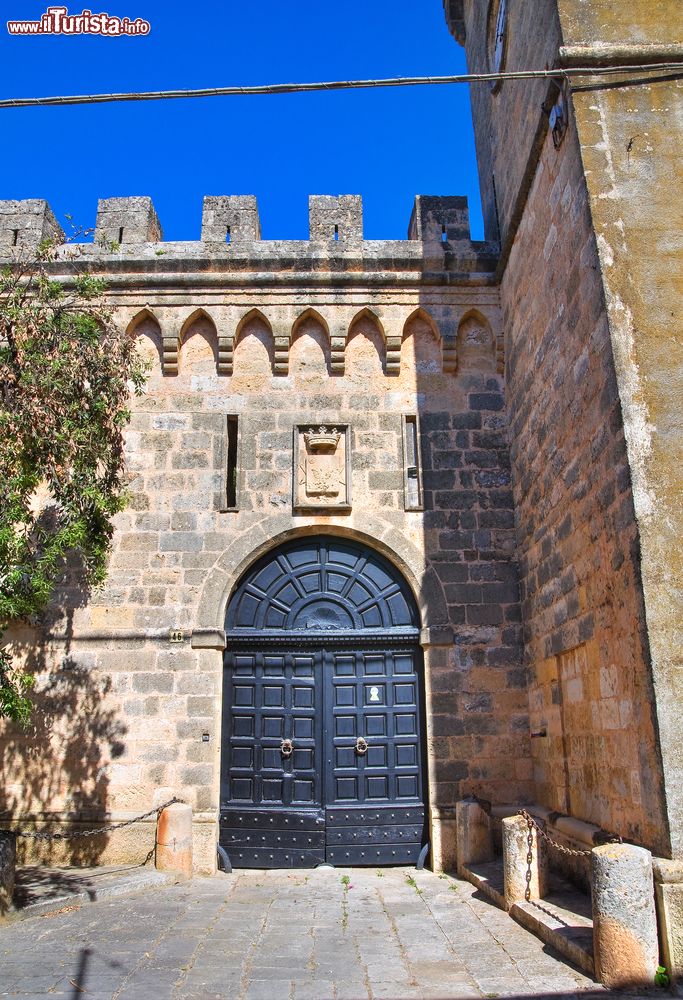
[220,538,427,867]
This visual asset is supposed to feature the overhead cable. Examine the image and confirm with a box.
[0,63,680,110]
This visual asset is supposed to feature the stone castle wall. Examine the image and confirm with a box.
[449,0,671,852]
[0,194,532,872]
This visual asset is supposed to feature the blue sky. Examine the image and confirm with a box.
[0,1,482,241]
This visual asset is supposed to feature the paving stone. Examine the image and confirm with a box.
[0,867,647,1000]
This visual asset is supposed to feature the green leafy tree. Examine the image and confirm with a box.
[0,238,147,725]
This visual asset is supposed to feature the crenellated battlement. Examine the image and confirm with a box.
[0,193,494,260]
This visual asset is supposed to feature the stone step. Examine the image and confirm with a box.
[460,859,595,977]
[459,858,506,909]
[11,863,177,920]
[510,892,594,976]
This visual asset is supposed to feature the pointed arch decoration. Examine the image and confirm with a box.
[234,308,275,376]
[291,307,330,339]
[456,309,496,373]
[291,308,346,375]
[348,307,393,373]
[290,307,333,376]
[348,308,385,342]
[179,307,220,373]
[402,307,441,343]
[126,307,165,371]
[125,306,160,337]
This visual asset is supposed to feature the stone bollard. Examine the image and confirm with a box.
[653,859,683,983]
[591,843,658,989]
[455,798,493,874]
[502,814,548,908]
[156,803,192,878]
[0,831,16,915]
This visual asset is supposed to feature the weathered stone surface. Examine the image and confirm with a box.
[0,831,16,915]
[456,798,493,873]
[502,815,548,907]
[94,196,162,245]
[656,880,683,983]
[156,802,192,878]
[591,843,658,988]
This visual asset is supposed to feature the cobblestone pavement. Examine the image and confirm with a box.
[0,867,653,999]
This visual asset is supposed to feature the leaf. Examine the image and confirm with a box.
[0,233,148,725]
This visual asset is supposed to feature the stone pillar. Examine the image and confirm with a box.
[654,859,683,983]
[591,844,658,988]
[156,803,193,878]
[456,798,493,874]
[502,814,548,907]
[0,831,16,914]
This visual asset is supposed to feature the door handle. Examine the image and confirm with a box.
[355,737,368,755]
[280,739,293,758]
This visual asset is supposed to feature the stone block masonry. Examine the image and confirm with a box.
[0,193,528,873]
[451,0,674,857]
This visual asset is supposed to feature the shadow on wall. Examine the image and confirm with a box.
[0,571,127,870]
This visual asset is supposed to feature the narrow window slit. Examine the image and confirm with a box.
[226,226,231,244]
[402,414,423,511]
[226,415,239,509]
[118,227,124,244]
[12,229,19,246]
[441,225,448,243]
[334,224,339,241]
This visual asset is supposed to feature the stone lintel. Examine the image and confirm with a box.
[559,43,683,67]
[654,858,683,885]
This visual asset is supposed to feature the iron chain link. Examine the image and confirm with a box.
[524,819,534,902]
[518,809,601,859]
[1,797,183,842]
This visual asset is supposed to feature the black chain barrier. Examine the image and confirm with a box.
[0,797,184,842]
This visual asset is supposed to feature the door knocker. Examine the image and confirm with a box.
[355,737,369,755]
[280,739,294,758]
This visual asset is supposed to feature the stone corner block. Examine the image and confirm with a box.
[420,625,454,647]
[191,628,227,650]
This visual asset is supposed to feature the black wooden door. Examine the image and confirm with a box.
[220,537,427,868]
[324,647,425,865]
[220,649,326,867]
